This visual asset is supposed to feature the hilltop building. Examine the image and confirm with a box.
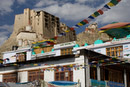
[15,8,76,48]
[0,8,76,57]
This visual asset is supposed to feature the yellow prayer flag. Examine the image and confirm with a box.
[110,62,114,64]
[65,29,70,32]
[107,2,114,7]
[101,60,104,62]
[93,65,97,67]
[70,64,73,67]
[99,30,107,33]
[14,64,17,66]
[34,64,38,66]
[77,23,83,26]
[50,64,54,67]
[125,25,130,28]
[80,67,82,69]
[91,14,96,17]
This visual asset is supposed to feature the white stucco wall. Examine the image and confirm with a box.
[44,71,54,82]
[26,51,32,60]
[123,44,130,58]
[0,54,86,86]
[73,68,85,87]
[73,55,85,87]
[0,75,3,82]
[3,52,17,64]
[54,49,60,56]
[18,71,28,83]
[3,47,32,64]
[94,48,106,55]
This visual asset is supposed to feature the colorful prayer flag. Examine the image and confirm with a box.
[75,24,80,28]
[88,16,95,19]
[54,36,58,40]
[102,6,110,11]
[86,18,92,22]
[104,4,111,9]
[80,21,87,25]
[83,19,89,24]
[110,0,119,5]
[70,27,74,31]
[93,11,100,17]
[65,30,69,32]
[72,25,79,28]
[91,14,96,17]
[97,9,104,15]
[77,22,83,26]
[107,2,115,7]
[117,0,121,2]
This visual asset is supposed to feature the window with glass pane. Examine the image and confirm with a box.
[16,52,26,62]
[55,70,73,81]
[106,46,123,57]
[3,72,17,83]
[61,48,73,55]
[28,70,44,82]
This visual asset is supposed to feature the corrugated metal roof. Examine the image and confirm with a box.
[99,22,130,30]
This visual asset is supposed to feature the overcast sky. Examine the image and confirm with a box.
[0,0,129,45]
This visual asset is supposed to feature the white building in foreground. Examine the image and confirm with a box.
[1,38,130,87]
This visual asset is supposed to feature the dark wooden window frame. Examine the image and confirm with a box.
[61,48,73,55]
[3,72,17,83]
[28,69,44,82]
[106,46,123,57]
[54,66,73,81]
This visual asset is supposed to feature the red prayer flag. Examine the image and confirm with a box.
[83,19,89,24]
[70,27,74,31]
[117,0,121,2]
[54,36,58,40]
[97,9,103,15]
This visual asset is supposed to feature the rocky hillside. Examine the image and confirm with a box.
[76,23,111,45]
[76,29,110,45]
[0,32,18,58]
[0,23,111,59]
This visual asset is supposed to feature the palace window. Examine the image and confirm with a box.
[42,46,53,52]
[28,70,44,82]
[55,68,73,81]
[16,52,26,62]
[3,72,17,83]
[34,46,53,54]
[106,46,123,57]
[61,48,73,55]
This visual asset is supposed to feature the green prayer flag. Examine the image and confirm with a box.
[94,11,100,17]
[80,21,86,25]
[110,0,118,5]
[99,61,102,64]
[50,38,55,40]
[31,64,34,66]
